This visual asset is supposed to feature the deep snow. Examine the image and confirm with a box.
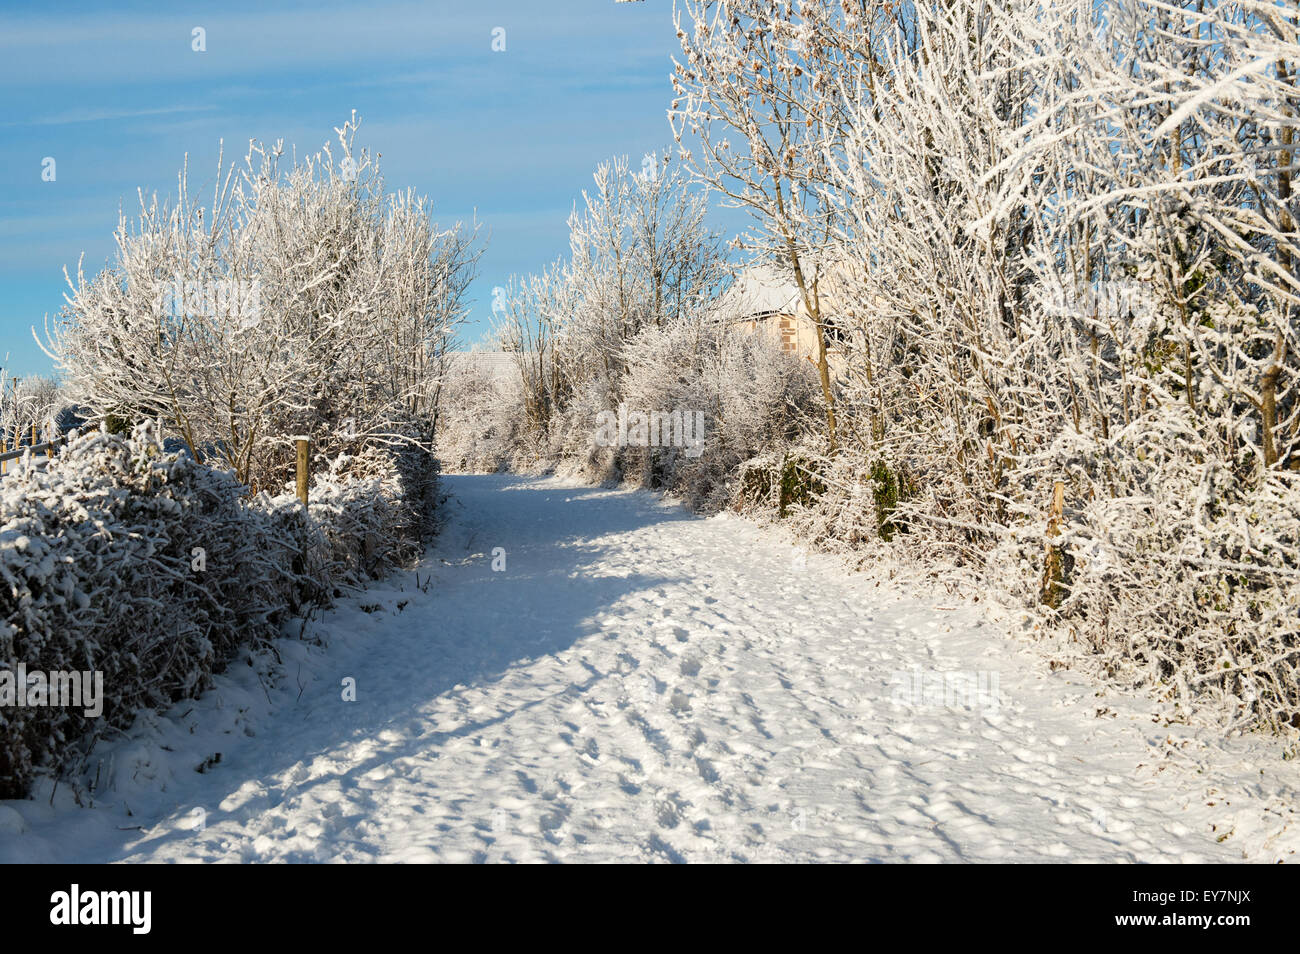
[2,474,1297,862]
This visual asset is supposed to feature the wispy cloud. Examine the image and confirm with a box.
[4,104,216,128]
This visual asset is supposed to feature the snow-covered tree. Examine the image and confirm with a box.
[44,114,482,492]
[670,0,865,449]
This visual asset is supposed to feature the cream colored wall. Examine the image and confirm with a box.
[727,261,869,377]
[730,311,852,382]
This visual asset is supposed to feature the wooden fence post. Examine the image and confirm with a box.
[294,436,310,506]
[3,378,11,476]
[1040,480,1066,609]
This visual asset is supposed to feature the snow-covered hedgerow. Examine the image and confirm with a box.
[661,0,1300,735]
[293,435,440,586]
[0,423,431,798]
[0,375,71,450]
[616,319,819,511]
[440,313,819,514]
[980,423,1300,734]
[435,357,528,474]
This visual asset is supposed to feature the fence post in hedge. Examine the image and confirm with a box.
[1040,480,1066,609]
[294,435,310,506]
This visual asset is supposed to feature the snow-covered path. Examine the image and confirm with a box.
[6,474,1298,863]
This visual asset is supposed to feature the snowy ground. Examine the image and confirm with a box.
[3,473,1298,863]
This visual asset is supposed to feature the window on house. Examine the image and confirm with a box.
[822,314,851,347]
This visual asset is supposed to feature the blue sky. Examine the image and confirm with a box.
[0,0,718,378]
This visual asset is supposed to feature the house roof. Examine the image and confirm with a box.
[713,265,802,322]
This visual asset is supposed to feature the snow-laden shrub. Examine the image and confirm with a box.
[295,434,439,586]
[463,311,819,512]
[436,361,528,474]
[973,412,1300,733]
[617,322,818,511]
[706,0,1300,735]
[0,423,431,798]
[546,376,622,482]
[45,115,481,494]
